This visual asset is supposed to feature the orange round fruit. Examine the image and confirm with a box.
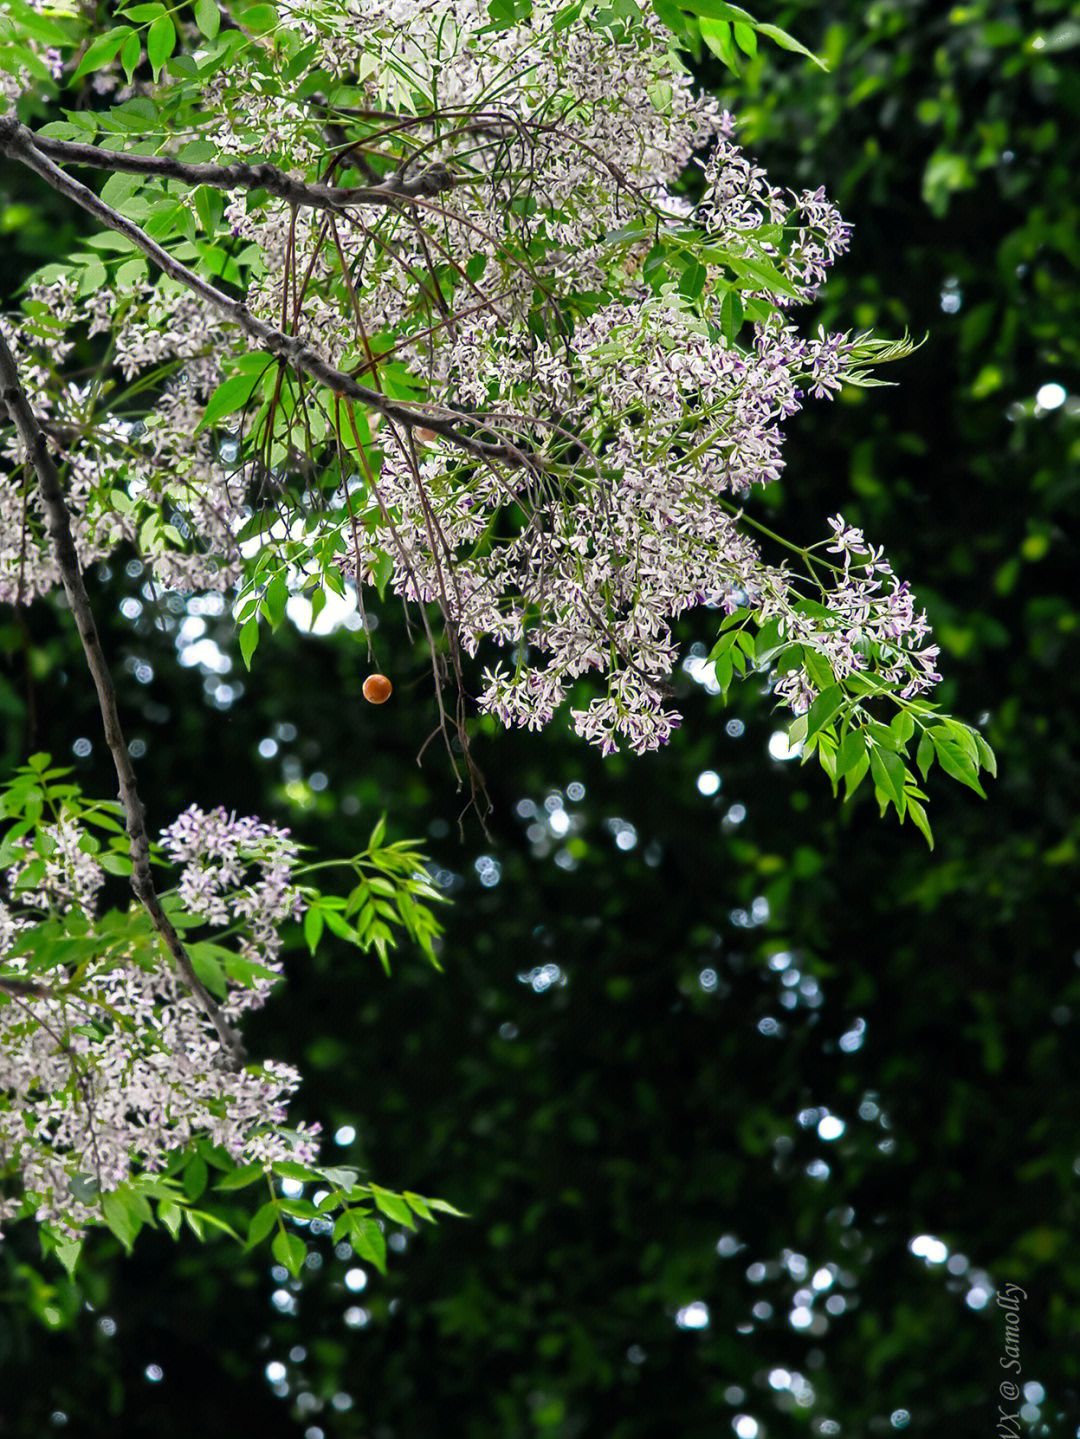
[363,673,392,704]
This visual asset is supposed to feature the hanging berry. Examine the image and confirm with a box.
[363,673,392,704]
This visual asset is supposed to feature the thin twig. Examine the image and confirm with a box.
[0,116,536,473]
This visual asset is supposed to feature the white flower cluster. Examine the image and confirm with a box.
[1,0,940,757]
[1,281,242,604]
[349,295,868,752]
[767,515,941,715]
[222,0,727,358]
[0,807,316,1238]
[159,805,307,1005]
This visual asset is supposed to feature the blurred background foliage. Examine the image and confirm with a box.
[2,1,1080,1435]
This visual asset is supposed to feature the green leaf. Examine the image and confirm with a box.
[719,289,744,342]
[801,648,834,691]
[99,852,134,875]
[940,717,980,765]
[197,372,262,431]
[73,26,134,80]
[485,0,532,26]
[552,0,584,31]
[754,20,828,68]
[843,751,870,801]
[817,735,839,794]
[54,1240,82,1277]
[273,1160,325,1183]
[120,29,141,82]
[424,1197,468,1217]
[319,909,356,944]
[679,258,708,300]
[246,1201,279,1248]
[732,252,804,302]
[263,572,288,631]
[889,710,915,747]
[974,731,997,778]
[1,40,52,81]
[649,0,690,36]
[931,731,987,798]
[303,905,324,954]
[319,1165,360,1188]
[803,684,845,740]
[869,745,907,812]
[708,632,737,663]
[159,1199,183,1239]
[193,184,220,236]
[371,1185,416,1229]
[186,942,228,996]
[906,797,934,850]
[792,597,833,621]
[271,1227,306,1276]
[183,1155,209,1202]
[223,953,281,990]
[753,620,784,662]
[348,1213,387,1273]
[238,3,278,32]
[116,257,148,289]
[403,1191,435,1223]
[278,1198,319,1221]
[718,607,750,632]
[732,20,757,56]
[916,728,935,780]
[194,0,221,38]
[214,1162,265,1192]
[836,728,865,779]
[9,5,73,46]
[676,0,755,22]
[700,17,739,71]
[101,1190,139,1251]
[239,617,259,671]
[186,1209,240,1241]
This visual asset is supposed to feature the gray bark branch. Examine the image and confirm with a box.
[0,115,531,471]
[14,117,457,212]
[0,326,247,1068]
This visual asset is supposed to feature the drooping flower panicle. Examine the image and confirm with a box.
[0,806,316,1238]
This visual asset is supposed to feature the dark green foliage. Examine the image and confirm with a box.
[2,2,1080,1434]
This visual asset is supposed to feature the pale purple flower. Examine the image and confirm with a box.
[0,806,314,1238]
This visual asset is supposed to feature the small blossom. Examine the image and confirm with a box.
[0,806,313,1238]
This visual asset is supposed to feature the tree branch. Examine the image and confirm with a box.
[0,977,49,999]
[4,116,457,213]
[0,115,535,472]
[0,327,248,1069]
